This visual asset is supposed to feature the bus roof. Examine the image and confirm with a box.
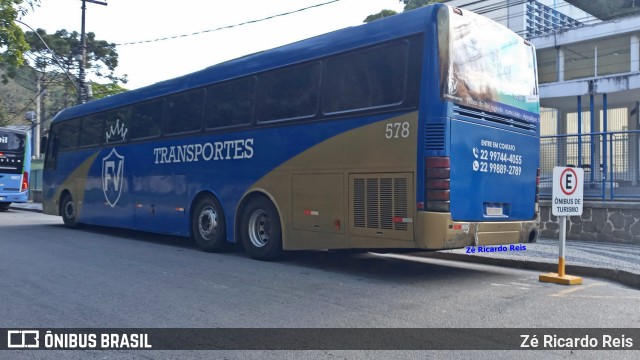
[52,4,444,123]
[0,126,29,135]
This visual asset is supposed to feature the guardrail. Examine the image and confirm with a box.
[540,130,640,201]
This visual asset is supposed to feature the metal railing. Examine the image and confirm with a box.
[29,169,43,192]
[540,130,640,201]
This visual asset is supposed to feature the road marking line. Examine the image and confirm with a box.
[490,283,531,290]
[563,295,640,300]
[550,282,605,297]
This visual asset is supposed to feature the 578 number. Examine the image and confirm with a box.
[385,122,410,139]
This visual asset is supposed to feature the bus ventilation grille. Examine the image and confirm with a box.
[453,104,537,131]
[353,177,408,231]
[425,123,445,151]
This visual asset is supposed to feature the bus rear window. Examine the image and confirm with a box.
[0,131,26,152]
[438,6,539,123]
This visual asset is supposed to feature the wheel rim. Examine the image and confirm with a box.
[248,209,271,248]
[64,199,75,220]
[198,206,218,240]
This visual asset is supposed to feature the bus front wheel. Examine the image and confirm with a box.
[60,193,80,229]
[192,196,227,252]
[240,197,282,261]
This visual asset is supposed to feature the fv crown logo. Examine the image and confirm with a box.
[102,148,124,208]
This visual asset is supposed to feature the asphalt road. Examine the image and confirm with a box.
[1,210,639,359]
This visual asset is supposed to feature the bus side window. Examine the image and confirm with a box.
[44,126,60,170]
[58,119,81,151]
[40,136,47,156]
[323,41,409,114]
[105,107,131,144]
[163,89,205,135]
[204,77,255,129]
[131,100,163,140]
[256,61,321,122]
[79,114,104,147]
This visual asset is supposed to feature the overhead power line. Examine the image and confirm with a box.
[113,0,340,47]
[15,19,79,91]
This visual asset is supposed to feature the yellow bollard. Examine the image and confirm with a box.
[539,215,582,285]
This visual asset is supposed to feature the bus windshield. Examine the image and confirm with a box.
[439,6,539,124]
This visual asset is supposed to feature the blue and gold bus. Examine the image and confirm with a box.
[43,4,540,260]
[0,127,31,211]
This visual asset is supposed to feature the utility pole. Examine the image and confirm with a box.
[77,0,107,104]
[35,73,41,158]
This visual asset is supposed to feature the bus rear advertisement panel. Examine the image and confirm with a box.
[43,4,539,260]
[438,6,540,124]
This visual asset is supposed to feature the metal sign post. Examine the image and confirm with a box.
[540,166,584,285]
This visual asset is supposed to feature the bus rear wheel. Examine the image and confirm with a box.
[0,203,10,211]
[192,196,227,252]
[60,193,80,229]
[240,197,282,261]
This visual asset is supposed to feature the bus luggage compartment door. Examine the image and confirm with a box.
[292,173,344,234]
[133,174,182,233]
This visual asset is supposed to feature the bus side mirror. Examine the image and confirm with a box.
[40,136,48,154]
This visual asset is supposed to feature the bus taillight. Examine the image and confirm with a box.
[425,157,450,212]
[21,171,29,192]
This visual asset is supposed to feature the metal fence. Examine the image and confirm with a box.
[29,168,43,192]
[540,130,640,200]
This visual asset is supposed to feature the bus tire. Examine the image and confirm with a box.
[192,196,227,252]
[0,203,10,211]
[60,193,80,229]
[240,197,282,261]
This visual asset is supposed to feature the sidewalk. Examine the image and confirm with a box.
[9,201,640,289]
[424,239,640,289]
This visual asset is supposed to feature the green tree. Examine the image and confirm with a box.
[23,28,127,107]
[364,9,398,23]
[0,98,10,127]
[0,64,36,125]
[364,0,445,23]
[0,29,128,127]
[402,0,441,11]
[0,0,39,66]
[25,28,127,86]
[91,81,127,100]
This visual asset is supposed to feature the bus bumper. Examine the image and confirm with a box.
[0,190,29,204]
[415,211,538,250]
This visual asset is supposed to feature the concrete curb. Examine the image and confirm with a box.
[9,205,43,213]
[424,252,640,290]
